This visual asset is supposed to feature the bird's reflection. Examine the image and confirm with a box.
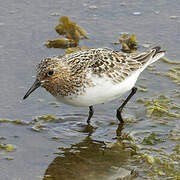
[43,123,137,180]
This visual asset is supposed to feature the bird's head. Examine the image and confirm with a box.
[23,57,69,99]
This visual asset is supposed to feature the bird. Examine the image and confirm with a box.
[23,46,165,124]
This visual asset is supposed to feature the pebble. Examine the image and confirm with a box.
[51,12,61,16]
[169,16,178,19]
[88,5,98,10]
[132,12,141,16]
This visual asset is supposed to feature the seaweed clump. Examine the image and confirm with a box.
[45,16,88,49]
[46,38,77,48]
[55,16,88,40]
[0,144,15,152]
[117,34,137,53]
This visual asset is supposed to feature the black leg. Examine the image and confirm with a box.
[116,123,124,137]
[87,106,94,124]
[116,87,137,123]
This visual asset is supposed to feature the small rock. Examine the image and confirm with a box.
[169,16,178,19]
[88,5,98,10]
[154,10,160,15]
[132,12,141,16]
[119,3,126,6]
[51,12,61,16]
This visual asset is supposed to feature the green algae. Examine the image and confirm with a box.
[131,132,180,179]
[169,66,180,71]
[0,144,15,152]
[137,84,148,92]
[105,129,180,179]
[156,65,180,86]
[31,122,46,132]
[161,57,180,64]
[137,95,180,118]
[0,115,57,132]
[169,129,180,141]
[165,68,180,86]
[0,136,6,140]
[0,119,10,123]
[142,132,164,145]
[31,115,57,131]
[51,136,60,140]
[12,120,27,125]
[4,156,14,160]
[110,131,140,152]
[113,128,180,179]
[0,119,27,125]
[135,147,180,179]
[34,115,56,122]
[0,115,58,132]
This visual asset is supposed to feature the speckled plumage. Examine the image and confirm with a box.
[36,47,164,100]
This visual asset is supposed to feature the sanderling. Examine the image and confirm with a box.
[23,47,165,124]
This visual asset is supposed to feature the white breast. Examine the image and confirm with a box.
[55,70,141,107]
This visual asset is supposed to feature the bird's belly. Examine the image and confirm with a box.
[55,72,140,107]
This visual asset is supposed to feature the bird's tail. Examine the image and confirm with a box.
[135,46,165,73]
[147,46,165,65]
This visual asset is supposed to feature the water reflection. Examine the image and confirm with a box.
[43,124,137,180]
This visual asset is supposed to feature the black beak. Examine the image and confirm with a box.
[23,79,41,100]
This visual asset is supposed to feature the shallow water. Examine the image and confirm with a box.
[0,0,180,179]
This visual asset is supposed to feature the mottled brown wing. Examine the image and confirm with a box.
[87,48,155,82]
[64,48,154,83]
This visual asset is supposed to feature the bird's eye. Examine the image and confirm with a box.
[47,70,54,76]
